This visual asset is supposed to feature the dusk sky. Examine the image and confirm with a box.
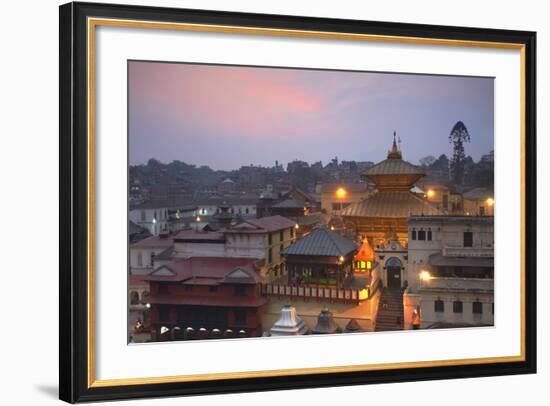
[129,61,494,170]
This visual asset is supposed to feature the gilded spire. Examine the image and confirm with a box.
[387,131,402,159]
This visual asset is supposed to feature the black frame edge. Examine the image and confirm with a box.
[59,1,537,403]
[59,2,75,403]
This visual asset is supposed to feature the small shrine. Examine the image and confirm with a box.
[269,304,309,336]
[312,308,340,334]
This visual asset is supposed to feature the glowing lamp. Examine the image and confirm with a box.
[486,197,495,206]
[419,270,432,282]
[295,224,299,229]
[335,187,347,199]
[196,216,201,222]
[426,189,435,198]
[339,256,345,263]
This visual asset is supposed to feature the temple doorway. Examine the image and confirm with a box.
[386,257,403,289]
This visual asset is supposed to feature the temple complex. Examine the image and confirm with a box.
[341,133,443,249]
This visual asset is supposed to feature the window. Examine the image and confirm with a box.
[233,285,247,296]
[268,248,273,264]
[411,229,417,240]
[234,308,247,325]
[453,300,463,313]
[268,234,272,245]
[463,231,473,247]
[434,299,444,313]
[280,230,284,241]
[290,227,294,238]
[245,208,249,214]
[208,286,218,293]
[442,194,449,210]
[427,230,432,241]
[150,253,155,267]
[479,206,485,216]
[130,291,139,305]
[137,252,143,267]
[418,230,426,240]
[473,301,483,314]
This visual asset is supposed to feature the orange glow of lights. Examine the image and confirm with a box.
[426,189,435,198]
[335,187,347,199]
[339,256,345,263]
[419,270,432,282]
[486,197,495,206]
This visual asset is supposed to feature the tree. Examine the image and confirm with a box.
[448,121,471,185]
[419,155,436,167]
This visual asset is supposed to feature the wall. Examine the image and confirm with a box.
[1,0,546,406]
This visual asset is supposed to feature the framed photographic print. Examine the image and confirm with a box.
[59,1,537,403]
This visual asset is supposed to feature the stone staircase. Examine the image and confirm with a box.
[375,288,404,331]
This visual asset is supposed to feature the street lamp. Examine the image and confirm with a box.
[426,189,435,199]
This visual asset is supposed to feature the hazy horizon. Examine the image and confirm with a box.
[129,61,494,171]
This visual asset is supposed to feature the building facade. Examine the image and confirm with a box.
[404,215,494,329]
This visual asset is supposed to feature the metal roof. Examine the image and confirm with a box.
[363,158,425,176]
[340,191,443,218]
[283,227,358,257]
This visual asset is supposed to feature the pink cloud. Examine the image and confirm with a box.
[129,62,328,138]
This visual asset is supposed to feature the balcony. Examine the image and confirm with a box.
[442,246,494,258]
[261,283,368,303]
[419,277,494,293]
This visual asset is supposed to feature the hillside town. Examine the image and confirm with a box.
[128,133,494,342]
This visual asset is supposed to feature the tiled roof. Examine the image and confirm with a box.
[272,199,304,209]
[363,158,425,176]
[283,227,358,257]
[142,257,262,284]
[340,191,443,218]
[463,187,493,200]
[173,229,225,242]
[131,235,175,249]
[229,215,296,233]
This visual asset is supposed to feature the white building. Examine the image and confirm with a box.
[404,215,494,329]
[129,215,297,281]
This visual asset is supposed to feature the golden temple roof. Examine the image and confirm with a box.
[340,190,443,218]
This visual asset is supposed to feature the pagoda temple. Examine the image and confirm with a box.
[341,132,443,248]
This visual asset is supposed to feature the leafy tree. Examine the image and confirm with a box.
[448,121,471,185]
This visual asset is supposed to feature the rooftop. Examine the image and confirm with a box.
[283,227,358,257]
[227,215,296,233]
[131,234,175,249]
[341,190,443,218]
[142,257,262,285]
